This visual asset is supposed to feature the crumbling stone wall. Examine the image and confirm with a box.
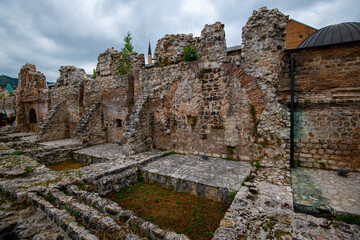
[278,42,360,171]
[137,22,256,160]
[96,48,122,78]
[75,102,106,145]
[39,102,70,141]
[51,66,88,135]
[240,7,290,168]
[13,7,359,172]
[122,94,152,154]
[154,34,198,66]
[15,64,49,132]
[84,74,135,143]
[0,92,16,118]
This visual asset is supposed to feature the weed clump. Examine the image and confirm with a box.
[183,46,197,62]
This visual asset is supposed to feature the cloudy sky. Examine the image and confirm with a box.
[1,0,359,82]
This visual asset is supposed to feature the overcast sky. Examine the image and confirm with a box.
[1,0,359,82]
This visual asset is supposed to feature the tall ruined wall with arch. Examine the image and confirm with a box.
[13,7,359,171]
[15,64,49,133]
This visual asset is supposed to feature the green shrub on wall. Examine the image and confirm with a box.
[115,31,134,75]
[183,46,197,62]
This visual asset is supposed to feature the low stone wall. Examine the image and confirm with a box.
[140,170,232,202]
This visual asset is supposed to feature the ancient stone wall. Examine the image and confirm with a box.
[241,7,290,168]
[75,102,106,145]
[96,48,144,103]
[39,103,70,141]
[199,22,227,64]
[122,94,152,154]
[278,42,360,171]
[50,66,89,137]
[85,74,135,143]
[153,34,198,66]
[294,105,360,171]
[134,22,254,160]
[96,48,122,78]
[0,93,16,117]
[15,64,49,132]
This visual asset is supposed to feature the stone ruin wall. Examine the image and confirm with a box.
[278,42,360,171]
[240,7,290,167]
[39,49,145,144]
[14,7,360,171]
[0,91,16,117]
[16,64,49,133]
[139,14,290,166]
[15,7,291,169]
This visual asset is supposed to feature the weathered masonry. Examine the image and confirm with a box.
[278,22,360,171]
[9,8,360,171]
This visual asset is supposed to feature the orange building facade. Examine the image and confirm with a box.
[286,19,317,49]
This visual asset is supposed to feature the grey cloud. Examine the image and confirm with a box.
[0,0,359,82]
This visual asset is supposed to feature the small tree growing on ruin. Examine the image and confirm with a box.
[183,45,197,62]
[114,31,134,75]
[91,68,97,79]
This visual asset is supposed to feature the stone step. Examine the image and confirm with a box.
[66,184,190,240]
[34,187,143,240]
[26,191,99,240]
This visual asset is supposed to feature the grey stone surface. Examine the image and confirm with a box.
[74,143,126,160]
[141,154,252,191]
[39,138,82,147]
[296,167,360,216]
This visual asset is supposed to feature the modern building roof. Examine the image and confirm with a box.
[3,83,14,94]
[297,22,360,49]
[227,45,241,52]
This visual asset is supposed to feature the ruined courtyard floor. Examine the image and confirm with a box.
[292,167,360,216]
[1,136,360,239]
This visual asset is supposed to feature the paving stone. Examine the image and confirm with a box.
[140,154,252,192]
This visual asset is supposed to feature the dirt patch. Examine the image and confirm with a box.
[108,182,230,240]
[47,160,87,171]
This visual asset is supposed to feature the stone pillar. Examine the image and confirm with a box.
[242,7,287,98]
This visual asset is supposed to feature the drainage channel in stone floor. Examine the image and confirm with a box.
[291,167,360,217]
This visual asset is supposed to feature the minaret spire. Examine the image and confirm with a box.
[148,40,152,64]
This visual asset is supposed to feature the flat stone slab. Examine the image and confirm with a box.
[20,134,39,142]
[73,143,126,160]
[141,154,252,191]
[7,132,37,138]
[39,138,82,147]
[292,167,360,216]
[310,168,360,216]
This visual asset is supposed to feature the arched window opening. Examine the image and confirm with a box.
[29,108,37,124]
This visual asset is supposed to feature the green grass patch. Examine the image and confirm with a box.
[108,182,230,240]
[333,214,360,226]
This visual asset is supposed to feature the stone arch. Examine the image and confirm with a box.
[224,63,267,115]
[29,108,37,123]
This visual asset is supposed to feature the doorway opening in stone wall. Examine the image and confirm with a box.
[29,108,37,132]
